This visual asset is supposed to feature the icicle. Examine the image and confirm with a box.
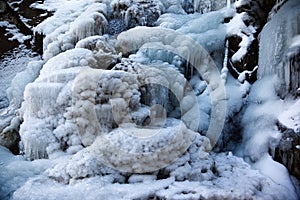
[221,40,229,83]
[223,40,229,70]
[227,0,231,9]
[125,10,130,27]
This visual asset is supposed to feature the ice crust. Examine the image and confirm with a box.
[0,0,299,199]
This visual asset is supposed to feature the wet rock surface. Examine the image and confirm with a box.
[0,0,51,56]
[257,0,300,182]
[226,0,277,83]
[275,123,300,180]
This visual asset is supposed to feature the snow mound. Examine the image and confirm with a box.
[12,145,295,199]
[278,99,300,134]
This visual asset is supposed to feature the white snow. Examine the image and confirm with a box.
[290,35,300,48]
[234,0,249,8]
[226,12,256,63]
[11,149,297,200]
[234,75,299,199]
[0,146,52,200]
[253,154,297,199]
[0,22,31,43]
[0,0,299,199]
[278,99,300,133]
[236,76,283,160]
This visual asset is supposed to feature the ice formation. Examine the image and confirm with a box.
[35,1,108,61]
[19,48,97,160]
[116,27,227,146]
[6,61,43,108]
[0,47,39,111]
[0,0,299,199]
[1,142,295,199]
[75,35,120,69]
[0,146,52,200]
[234,76,298,199]
[258,0,300,97]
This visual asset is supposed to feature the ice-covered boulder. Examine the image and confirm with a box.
[72,68,140,146]
[75,35,120,69]
[35,2,108,61]
[19,44,209,168]
[19,48,96,160]
[109,0,163,34]
[116,26,227,147]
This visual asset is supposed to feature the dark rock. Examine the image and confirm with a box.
[0,117,21,155]
[236,0,277,33]
[108,0,162,35]
[226,0,277,83]
[182,0,194,14]
[0,1,52,55]
[0,1,32,35]
[274,124,300,180]
[33,31,44,55]
[8,0,52,27]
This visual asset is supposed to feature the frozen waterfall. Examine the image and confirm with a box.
[0,0,299,199]
[258,0,300,97]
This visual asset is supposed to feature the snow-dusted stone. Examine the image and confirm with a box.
[110,0,164,30]
[275,99,300,180]
[75,36,120,69]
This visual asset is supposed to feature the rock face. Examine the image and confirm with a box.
[275,99,300,180]
[226,0,277,83]
[274,127,300,180]
[0,118,20,154]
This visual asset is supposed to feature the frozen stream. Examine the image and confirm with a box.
[0,0,299,199]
